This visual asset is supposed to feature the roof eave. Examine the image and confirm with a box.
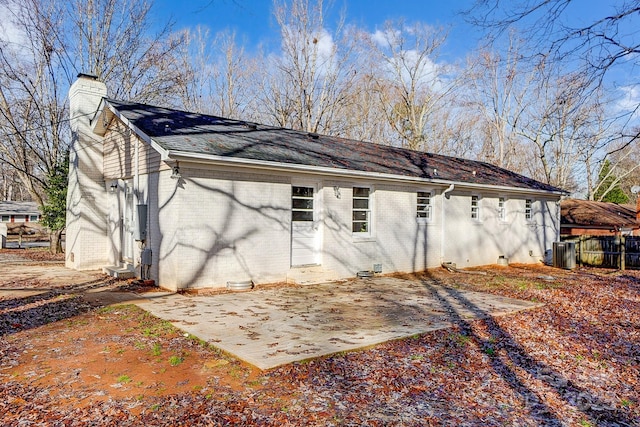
[91,99,170,159]
[166,150,565,196]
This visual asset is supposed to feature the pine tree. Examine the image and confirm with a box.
[594,160,629,204]
[40,153,69,254]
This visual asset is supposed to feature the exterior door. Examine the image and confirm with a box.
[291,185,320,266]
[121,181,135,264]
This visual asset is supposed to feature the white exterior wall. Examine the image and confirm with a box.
[442,191,559,267]
[66,76,109,270]
[128,166,560,290]
[319,182,443,277]
[147,166,292,290]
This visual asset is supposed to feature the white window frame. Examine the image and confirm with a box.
[352,186,372,236]
[291,186,315,222]
[29,215,39,222]
[498,196,507,221]
[525,199,533,221]
[417,190,433,223]
[471,194,481,221]
[0,215,9,222]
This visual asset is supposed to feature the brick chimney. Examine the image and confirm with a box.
[66,73,109,270]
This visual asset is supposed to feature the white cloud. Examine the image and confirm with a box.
[313,28,335,63]
[278,25,338,75]
[371,28,400,48]
[0,4,26,48]
[368,24,454,94]
[615,85,640,119]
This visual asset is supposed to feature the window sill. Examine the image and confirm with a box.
[352,235,376,242]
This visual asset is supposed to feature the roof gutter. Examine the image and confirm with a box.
[165,149,566,197]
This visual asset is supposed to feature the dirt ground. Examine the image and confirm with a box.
[1,248,638,426]
[0,249,263,411]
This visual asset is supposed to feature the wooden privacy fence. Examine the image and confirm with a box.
[561,235,640,270]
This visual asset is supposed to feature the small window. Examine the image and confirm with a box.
[1,215,9,222]
[352,187,370,233]
[471,195,480,220]
[498,197,506,221]
[417,191,432,221]
[525,199,532,220]
[29,215,39,222]
[292,186,314,222]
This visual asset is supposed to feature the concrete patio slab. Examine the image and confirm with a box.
[136,277,541,370]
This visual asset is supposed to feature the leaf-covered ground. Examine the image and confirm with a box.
[1,261,638,426]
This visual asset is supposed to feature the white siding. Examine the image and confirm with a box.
[103,121,166,179]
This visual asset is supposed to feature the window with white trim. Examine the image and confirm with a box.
[29,215,39,222]
[498,197,506,221]
[1,215,9,222]
[525,199,532,220]
[417,191,432,221]
[471,195,480,220]
[352,187,371,233]
[292,186,314,222]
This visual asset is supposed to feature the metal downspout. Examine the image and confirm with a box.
[441,184,455,262]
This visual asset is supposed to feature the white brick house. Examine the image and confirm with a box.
[66,74,565,291]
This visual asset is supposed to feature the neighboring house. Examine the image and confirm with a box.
[66,74,565,291]
[0,201,41,223]
[561,198,640,236]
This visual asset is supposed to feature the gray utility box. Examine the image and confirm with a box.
[134,204,147,241]
[141,248,152,266]
[553,241,576,270]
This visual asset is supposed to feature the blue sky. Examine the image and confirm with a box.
[152,0,482,59]
[150,0,637,114]
[152,0,625,62]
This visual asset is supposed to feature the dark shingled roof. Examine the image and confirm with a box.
[106,99,563,193]
[561,199,640,228]
[0,201,40,216]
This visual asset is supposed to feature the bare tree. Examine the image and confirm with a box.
[466,0,640,138]
[0,162,27,200]
[361,20,456,151]
[173,26,217,114]
[210,30,258,119]
[259,0,358,134]
[0,0,186,251]
[175,27,258,119]
[67,0,187,105]
[511,61,611,192]
[338,71,389,143]
[0,0,68,207]
[465,33,535,170]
